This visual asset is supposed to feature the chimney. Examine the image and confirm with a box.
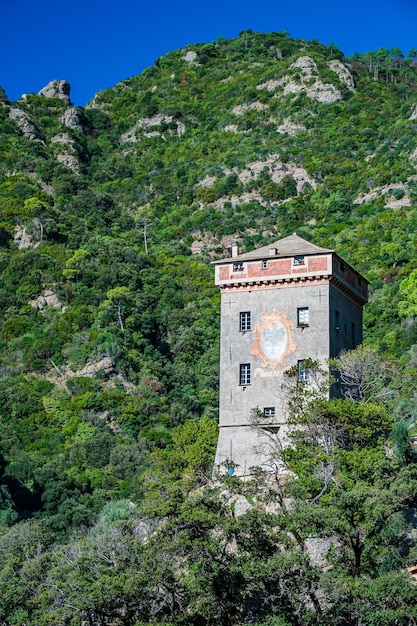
[269,247,278,256]
[232,244,239,258]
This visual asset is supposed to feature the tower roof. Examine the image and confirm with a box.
[214,233,333,264]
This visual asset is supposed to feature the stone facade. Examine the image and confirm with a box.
[213,234,368,475]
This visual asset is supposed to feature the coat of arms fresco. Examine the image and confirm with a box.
[250,310,296,369]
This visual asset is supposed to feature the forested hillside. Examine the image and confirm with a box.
[1,31,417,624]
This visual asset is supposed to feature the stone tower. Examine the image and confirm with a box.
[213,234,368,475]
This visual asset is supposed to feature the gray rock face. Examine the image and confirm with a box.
[305,537,337,569]
[256,55,348,104]
[51,132,80,169]
[56,153,79,169]
[328,60,355,91]
[29,289,64,311]
[183,50,199,65]
[38,80,71,105]
[13,223,41,249]
[60,107,84,132]
[9,108,41,141]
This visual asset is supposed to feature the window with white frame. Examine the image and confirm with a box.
[263,407,276,417]
[262,259,268,269]
[298,360,309,382]
[240,363,251,385]
[293,255,305,266]
[297,307,309,327]
[239,311,251,331]
[233,262,244,272]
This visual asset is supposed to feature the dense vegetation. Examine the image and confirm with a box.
[1,30,417,624]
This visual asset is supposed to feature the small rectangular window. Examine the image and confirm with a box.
[240,363,251,385]
[298,360,309,382]
[294,255,305,266]
[335,310,340,330]
[262,259,268,269]
[340,261,345,272]
[297,307,309,327]
[263,407,276,417]
[233,262,244,272]
[239,311,251,331]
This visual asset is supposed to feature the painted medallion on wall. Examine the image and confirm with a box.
[250,310,296,369]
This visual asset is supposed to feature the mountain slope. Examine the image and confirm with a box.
[0,32,416,530]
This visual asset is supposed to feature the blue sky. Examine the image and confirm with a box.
[1,0,416,106]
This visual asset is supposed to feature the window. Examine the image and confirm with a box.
[298,360,309,382]
[294,255,305,266]
[239,311,251,331]
[240,363,251,385]
[233,262,244,272]
[297,307,309,327]
[263,407,276,417]
[335,309,340,330]
[340,261,345,272]
[262,259,268,269]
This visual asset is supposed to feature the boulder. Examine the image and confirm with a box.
[38,80,71,105]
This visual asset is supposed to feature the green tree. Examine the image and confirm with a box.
[62,248,90,282]
[103,286,132,332]
[399,269,417,317]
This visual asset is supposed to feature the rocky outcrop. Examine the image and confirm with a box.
[237,155,316,192]
[232,102,269,115]
[291,55,318,78]
[56,154,79,169]
[354,182,411,208]
[176,120,186,136]
[51,133,80,169]
[13,222,42,249]
[120,114,186,143]
[75,357,114,378]
[60,107,84,132]
[198,175,218,188]
[276,119,306,136]
[300,80,342,104]
[38,80,71,105]
[85,94,107,110]
[219,490,253,517]
[256,79,282,92]
[257,56,348,104]
[51,132,74,146]
[328,60,355,91]
[29,290,65,311]
[183,50,199,65]
[305,537,336,569]
[8,108,42,141]
[223,124,238,133]
[196,155,315,212]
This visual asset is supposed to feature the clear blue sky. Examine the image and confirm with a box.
[1,0,416,107]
